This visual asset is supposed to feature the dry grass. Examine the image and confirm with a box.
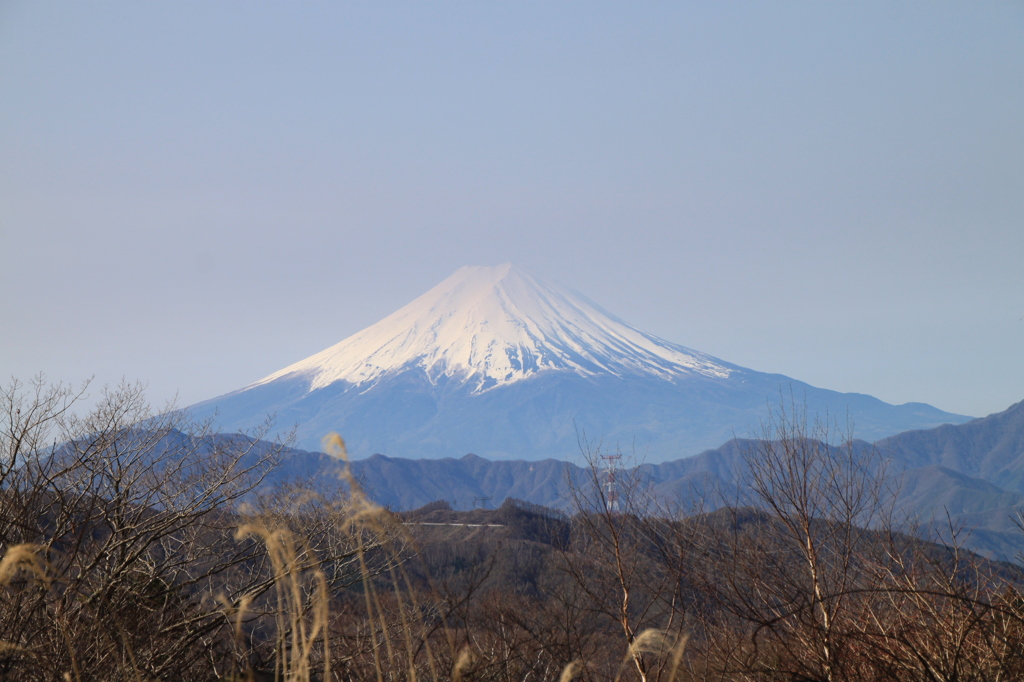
[0,544,48,587]
[0,431,689,681]
[234,525,330,682]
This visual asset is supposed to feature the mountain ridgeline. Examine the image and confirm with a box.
[342,399,1024,510]
[189,264,970,461]
[245,398,1024,559]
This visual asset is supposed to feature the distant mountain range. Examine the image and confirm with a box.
[188,264,969,461]
[330,398,1024,559]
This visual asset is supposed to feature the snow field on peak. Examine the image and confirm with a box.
[250,264,732,394]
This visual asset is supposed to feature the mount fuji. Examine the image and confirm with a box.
[188,264,970,461]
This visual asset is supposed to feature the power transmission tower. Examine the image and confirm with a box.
[473,496,492,509]
[600,453,622,512]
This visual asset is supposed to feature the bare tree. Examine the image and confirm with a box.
[678,401,1024,682]
[0,377,362,679]
[562,438,692,682]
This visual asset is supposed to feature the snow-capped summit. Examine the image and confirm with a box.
[252,264,730,394]
[190,265,971,460]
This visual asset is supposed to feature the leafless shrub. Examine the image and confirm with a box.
[6,378,1024,682]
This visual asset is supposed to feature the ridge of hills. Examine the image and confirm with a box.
[341,398,1024,506]
[120,397,1024,558]
[876,399,1024,491]
[261,398,1023,559]
[188,264,970,460]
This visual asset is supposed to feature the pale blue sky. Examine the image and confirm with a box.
[2,2,1022,418]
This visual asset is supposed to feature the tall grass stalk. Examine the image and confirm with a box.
[235,525,331,682]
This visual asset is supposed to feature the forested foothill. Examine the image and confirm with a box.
[3,377,1024,681]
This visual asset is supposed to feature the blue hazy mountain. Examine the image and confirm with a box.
[188,264,970,461]
[336,398,1024,559]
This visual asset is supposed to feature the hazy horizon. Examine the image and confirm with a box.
[2,2,1022,418]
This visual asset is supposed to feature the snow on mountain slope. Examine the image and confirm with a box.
[251,264,731,394]
[188,264,972,459]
